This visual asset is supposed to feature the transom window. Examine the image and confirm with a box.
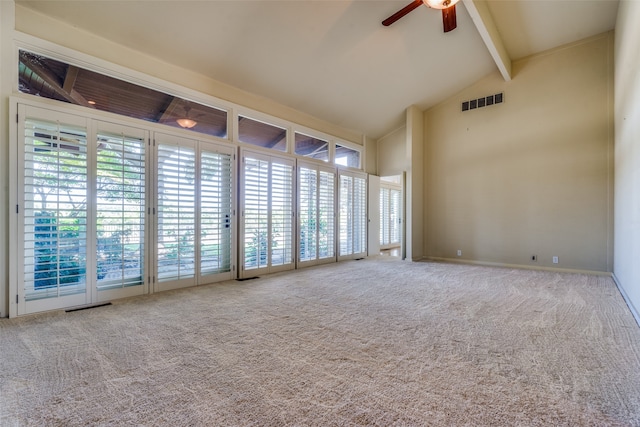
[335,144,361,168]
[295,132,329,162]
[18,50,228,138]
[238,116,287,152]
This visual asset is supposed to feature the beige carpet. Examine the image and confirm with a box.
[1,257,640,426]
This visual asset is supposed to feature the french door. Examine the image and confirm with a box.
[13,101,368,316]
[298,162,336,267]
[240,150,294,277]
[16,104,150,314]
[15,102,235,316]
[154,133,235,292]
[338,170,367,260]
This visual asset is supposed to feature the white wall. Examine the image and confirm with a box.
[614,0,640,321]
[423,33,614,272]
[0,1,15,317]
[406,106,424,261]
[377,126,407,177]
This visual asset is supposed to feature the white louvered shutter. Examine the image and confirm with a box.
[338,171,367,259]
[241,152,294,275]
[390,188,401,245]
[380,188,390,246]
[243,157,269,270]
[271,162,293,266]
[318,170,335,259]
[22,116,88,303]
[200,149,233,275]
[157,143,196,282]
[96,130,146,290]
[299,167,317,262]
[353,175,367,254]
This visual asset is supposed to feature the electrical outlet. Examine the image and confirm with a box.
[457,250,462,257]
[552,256,559,264]
[531,255,537,262]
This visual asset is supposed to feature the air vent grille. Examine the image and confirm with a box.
[462,92,503,112]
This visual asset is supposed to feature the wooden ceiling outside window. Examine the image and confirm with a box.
[19,50,228,139]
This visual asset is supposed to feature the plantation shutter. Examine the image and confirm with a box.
[96,129,146,290]
[339,174,353,256]
[21,114,89,308]
[318,170,335,259]
[353,175,367,254]
[271,162,293,266]
[299,167,317,263]
[243,157,270,271]
[298,163,336,267]
[200,149,233,276]
[380,188,390,246]
[338,171,367,259]
[157,141,196,283]
[241,151,294,276]
[390,188,401,245]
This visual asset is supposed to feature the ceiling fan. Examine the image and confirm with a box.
[382,0,459,33]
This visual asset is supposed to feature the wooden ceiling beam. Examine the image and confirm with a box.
[20,53,95,106]
[462,0,512,81]
[156,96,183,123]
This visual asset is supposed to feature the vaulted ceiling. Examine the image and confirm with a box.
[15,0,619,139]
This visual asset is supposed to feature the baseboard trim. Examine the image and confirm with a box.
[422,256,612,277]
[612,273,640,328]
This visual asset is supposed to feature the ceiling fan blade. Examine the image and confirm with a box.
[382,0,423,26]
[442,4,457,32]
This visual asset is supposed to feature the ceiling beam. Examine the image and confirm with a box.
[156,96,183,123]
[62,65,79,93]
[20,53,94,106]
[462,0,512,81]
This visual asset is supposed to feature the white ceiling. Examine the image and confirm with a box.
[16,0,619,139]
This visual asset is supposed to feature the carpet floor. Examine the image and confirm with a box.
[1,257,640,426]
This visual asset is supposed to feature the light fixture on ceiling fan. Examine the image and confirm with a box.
[176,106,197,129]
[382,0,460,32]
